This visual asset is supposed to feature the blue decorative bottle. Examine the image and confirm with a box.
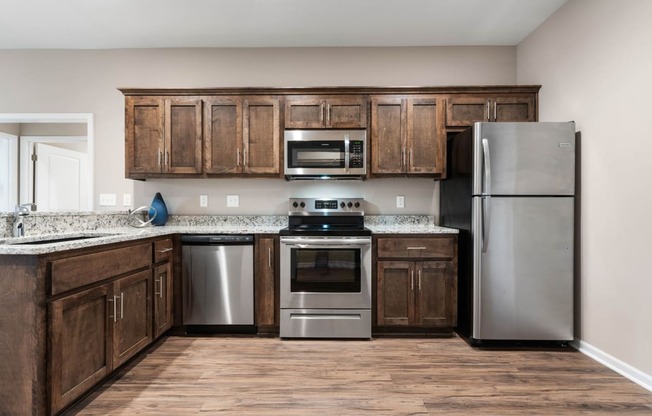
[149,192,168,226]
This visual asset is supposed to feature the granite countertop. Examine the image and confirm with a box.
[0,215,458,255]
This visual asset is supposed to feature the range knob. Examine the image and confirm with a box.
[354,202,360,208]
[347,202,353,208]
[340,202,346,208]
[300,201,305,208]
[292,201,299,208]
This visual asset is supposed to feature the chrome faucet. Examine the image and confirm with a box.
[13,203,36,237]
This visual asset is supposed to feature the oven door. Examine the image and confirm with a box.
[280,236,372,309]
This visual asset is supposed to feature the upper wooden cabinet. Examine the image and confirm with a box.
[205,96,281,175]
[125,96,202,178]
[285,95,367,129]
[371,96,446,177]
[446,95,536,127]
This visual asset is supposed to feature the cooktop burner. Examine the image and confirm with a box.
[283,197,370,236]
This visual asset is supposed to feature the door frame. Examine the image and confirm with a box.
[0,113,94,210]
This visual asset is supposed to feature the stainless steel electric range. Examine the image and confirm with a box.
[279,198,372,339]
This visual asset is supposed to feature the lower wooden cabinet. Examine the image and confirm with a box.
[112,270,153,368]
[153,261,173,339]
[375,235,458,331]
[49,285,113,414]
[255,235,278,333]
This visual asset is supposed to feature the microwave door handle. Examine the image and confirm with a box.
[344,134,350,173]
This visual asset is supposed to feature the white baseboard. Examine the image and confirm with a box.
[573,339,652,392]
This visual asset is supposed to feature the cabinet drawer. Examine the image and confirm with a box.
[153,238,173,263]
[377,237,454,259]
[51,243,151,295]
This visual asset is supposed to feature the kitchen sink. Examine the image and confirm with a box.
[3,233,121,246]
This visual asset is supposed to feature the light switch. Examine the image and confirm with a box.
[396,195,405,208]
[200,195,208,207]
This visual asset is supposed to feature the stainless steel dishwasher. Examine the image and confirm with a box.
[181,235,254,329]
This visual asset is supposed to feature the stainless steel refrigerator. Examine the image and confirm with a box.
[440,122,575,344]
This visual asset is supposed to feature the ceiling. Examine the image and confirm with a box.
[0,0,568,49]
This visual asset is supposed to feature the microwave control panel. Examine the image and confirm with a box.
[349,140,364,168]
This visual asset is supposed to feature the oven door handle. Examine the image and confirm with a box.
[281,238,371,247]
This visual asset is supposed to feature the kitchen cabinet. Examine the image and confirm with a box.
[375,236,457,331]
[125,96,203,178]
[49,284,113,414]
[255,235,279,334]
[153,238,174,339]
[446,95,536,127]
[0,237,175,415]
[370,96,446,177]
[205,96,281,176]
[285,95,367,129]
[112,270,153,368]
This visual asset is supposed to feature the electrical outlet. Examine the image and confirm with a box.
[226,195,239,208]
[123,194,131,207]
[396,195,405,208]
[200,195,208,208]
[99,193,116,206]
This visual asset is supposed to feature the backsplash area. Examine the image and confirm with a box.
[0,212,437,238]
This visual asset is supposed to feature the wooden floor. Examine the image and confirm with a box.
[65,335,652,415]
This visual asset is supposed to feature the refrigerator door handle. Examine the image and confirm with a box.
[481,138,491,195]
[482,196,491,253]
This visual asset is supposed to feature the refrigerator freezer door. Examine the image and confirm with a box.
[472,196,574,341]
[472,122,576,196]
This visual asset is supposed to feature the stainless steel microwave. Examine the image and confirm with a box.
[284,130,367,180]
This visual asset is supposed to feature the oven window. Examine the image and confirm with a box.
[288,141,345,168]
[290,248,361,293]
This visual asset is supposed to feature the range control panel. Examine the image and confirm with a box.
[289,198,365,216]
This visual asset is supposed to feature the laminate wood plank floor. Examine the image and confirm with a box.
[65,335,652,415]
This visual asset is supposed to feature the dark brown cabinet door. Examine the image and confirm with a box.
[406,97,445,175]
[204,97,243,174]
[377,261,414,326]
[447,95,537,127]
[255,235,278,331]
[415,261,456,327]
[243,97,280,175]
[49,284,112,414]
[371,97,405,174]
[446,96,489,127]
[153,261,173,339]
[493,96,536,122]
[125,96,164,177]
[112,270,152,368]
[285,96,367,129]
[164,98,203,174]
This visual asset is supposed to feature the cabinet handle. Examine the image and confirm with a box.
[409,148,413,168]
[158,149,163,168]
[108,296,117,323]
[493,101,497,121]
[320,103,325,124]
[411,270,414,291]
[158,276,164,298]
[157,248,173,254]
[406,246,426,250]
[120,292,124,319]
[326,103,331,126]
[243,147,247,167]
[418,270,421,290]
[165,151,170,169]
[401,147,406,168]
[486,102,490,121]
[268,247,272,269]
[237,148,241,166]
[155,277,161,297]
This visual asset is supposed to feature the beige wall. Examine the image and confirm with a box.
[518,0,652,376]
[0,46,516,215]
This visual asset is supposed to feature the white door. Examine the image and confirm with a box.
[35,143,89,211]
[0,133,18,211]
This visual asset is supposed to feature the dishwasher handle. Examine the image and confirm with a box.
[181,234,254,245]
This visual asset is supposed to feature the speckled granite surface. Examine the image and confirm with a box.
[0,212,457,255]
